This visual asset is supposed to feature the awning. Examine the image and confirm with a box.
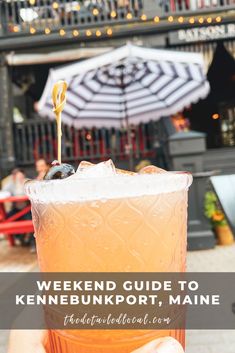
[6,47,113,66]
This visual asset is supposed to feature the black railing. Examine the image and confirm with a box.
[1,0,234,37]
[1,0,144,36]
[14,118,158,166]
[161,0,235,15]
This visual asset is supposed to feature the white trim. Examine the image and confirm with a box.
[40,82,210,129]
[6,47,113,66]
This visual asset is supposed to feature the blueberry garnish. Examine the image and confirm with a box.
[44,162,75,180]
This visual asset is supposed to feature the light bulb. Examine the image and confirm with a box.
[13,25,19,33]
[212,113,220,120]
[93,8,99,16]
[52,2,59,9]
[86,30,92,36]
[30,27,36,34]
[73,30,79,37]
[59,29,66,36]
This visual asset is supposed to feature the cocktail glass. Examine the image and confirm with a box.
[25,162,192,353]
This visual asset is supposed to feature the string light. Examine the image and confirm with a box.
[189,17,195,24]
[154,16,160,23]
[107,28,113,36]
[29,0,36,5]
[207,17,212,23]
[178,16,184,23]
[52,2,59,10]
[86,133,92,141]
[93,8,99,16]
[111,11,117,18]
[216,16,222,23]
[141,14,147,21]
[168,16,174,22]
[59,29,66,36]
[86,30,92,37]
[13,25,19,33]
[30,27,36,34]
[45,27,51,34]
[198,17,204,24]
[96,30,102,37]
[73,30,79,37]
[126,13,133,20]
[212,113,220,120]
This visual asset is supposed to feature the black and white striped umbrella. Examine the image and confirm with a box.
[38,44,210,128]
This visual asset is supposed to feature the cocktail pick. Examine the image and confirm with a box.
[52,80,68,164]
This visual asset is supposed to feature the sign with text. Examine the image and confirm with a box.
[0,273,235,330]
[169,24,235,44]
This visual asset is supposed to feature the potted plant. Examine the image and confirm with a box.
[204,191,234,246]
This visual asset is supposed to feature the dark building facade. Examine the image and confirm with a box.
[0,0,235,174]
[1,0,235,250]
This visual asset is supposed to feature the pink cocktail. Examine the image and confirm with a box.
[25,161,192,353]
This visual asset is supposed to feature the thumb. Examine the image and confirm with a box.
[131,337,185,353]
[8,330,47,353]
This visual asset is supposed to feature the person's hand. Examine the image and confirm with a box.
[131,337,184,353]
[8,330,48,353]
[8,330,184,353]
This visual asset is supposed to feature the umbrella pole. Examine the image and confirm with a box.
[125,116,134,171]
[120,67,134,171]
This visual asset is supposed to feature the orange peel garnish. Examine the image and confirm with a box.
[139,165,166,174]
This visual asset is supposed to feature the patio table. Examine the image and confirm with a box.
[0,196,34,246]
